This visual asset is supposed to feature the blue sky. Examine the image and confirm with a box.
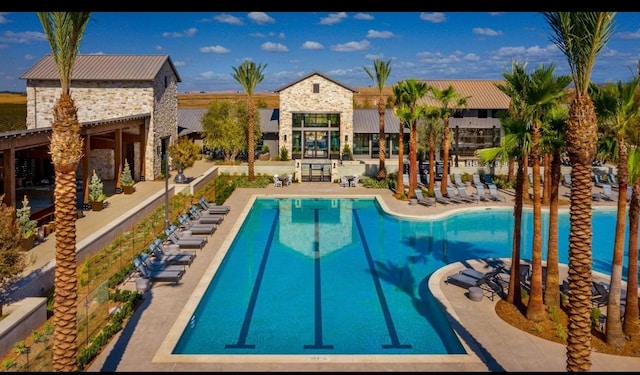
[1,11,640,93]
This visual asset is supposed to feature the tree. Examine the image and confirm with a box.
[0,194,25,316]
[392,83,408,198]
[428,85,469,196]
[623,148,640,338]
[364,59,392,181]
[168,137,201,171]
[231,61,266,181]
[591,76,640,347]
[544,11,616,371]
[200,100,258,162]
[37,11,91,371]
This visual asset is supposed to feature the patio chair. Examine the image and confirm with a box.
[273,175,283,187]
[459,265,508,287]
[340,176,349,187]
[133,257,183,285]
[445,272,503,301]
[447,186,474,203]
[607,173,619,190]
[601,184,615,201]
[150,239,195,266]
[453,173,466,188]
[472,173,483,187]
[189,206,224,225]
[591,281,609,308]
[198,197,231,214]
[350,175,359,188]
[593,174,605,188]
[488,185,505,202]
[445,186,468,204]
[457,187,479,203]
[414,189,435,207]
[178,214,216,235]
[475,185,494,202]
[433,189,454,205]
[138,252,185,273]
[562,174,572,188]
[483,174,494,186]
[164,227,207,250]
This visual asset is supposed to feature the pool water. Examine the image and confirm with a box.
[172,197,634,356]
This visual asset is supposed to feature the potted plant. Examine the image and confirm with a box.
[89,170,106,211]
[16,195,37,251]
[120,160,135,194]
[168,137,200,184]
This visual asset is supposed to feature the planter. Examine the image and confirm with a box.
[123,185,134,195]
[20,236,35,251]
[91,201,104,212]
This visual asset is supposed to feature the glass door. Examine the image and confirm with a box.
[303,131,328,158]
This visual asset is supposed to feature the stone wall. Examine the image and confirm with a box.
[278,74,353,154]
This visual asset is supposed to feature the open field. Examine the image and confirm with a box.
[0,93,27,131]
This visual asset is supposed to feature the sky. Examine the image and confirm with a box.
[1,11,640,93]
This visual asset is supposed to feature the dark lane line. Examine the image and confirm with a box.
[353,210,412,349]
[225,209,280,349]
[304,206,333,349]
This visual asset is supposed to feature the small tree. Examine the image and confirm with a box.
[89,170,105,202]
[16,195,37,239]
[342,144,353,161]
[120,160,134,187]
[279,145,289,161]
[168,137,200,171]
[0,194,25,315]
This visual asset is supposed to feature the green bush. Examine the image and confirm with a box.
[279,146,289,161]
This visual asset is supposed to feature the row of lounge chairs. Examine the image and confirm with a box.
[413,183,505,207]
[132,198,230,285]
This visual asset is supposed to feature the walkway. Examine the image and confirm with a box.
[11,158,639,371]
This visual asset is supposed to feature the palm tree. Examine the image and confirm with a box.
[392,82,409,198]
[591,76,640,347]
[232,60,267,181]
[37,11,91,372]
[364,59,392,181]
[428,86,469,196]
[623,148,640,337]
[544,11,617,371]
[421,109,443,193]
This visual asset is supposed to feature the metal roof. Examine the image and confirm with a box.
[20,54,182,82]
[177,108,280,136]
[418,80,510,109]
[353,109,402,133]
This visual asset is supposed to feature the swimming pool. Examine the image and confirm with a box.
[164,197,634,358]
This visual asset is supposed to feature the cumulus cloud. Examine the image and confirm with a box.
[0,12,9,24]
[200,45,231,54]
[354,13,374,20]
[419,12,446,23]
[366,29,394,39]
[162,27,197,38]
[0,30,46,43]
[320,12,347,25]
[365,53,385,60]
[616,29,640,40]
[331,40,370,52]
[261,41,288,52]
[493,44,558,58]
[302,41,323,50]
[248,12,275,25]
[173,60,186,67]
[214,13,243,25]
[472,27,502,37]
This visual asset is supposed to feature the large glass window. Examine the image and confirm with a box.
[291,113,340,159]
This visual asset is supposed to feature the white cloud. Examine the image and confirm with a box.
[200,45,231,54]
[472,28,502,37]
[416,51,462,64]
[366,29,394,39]
[493,44,558,59]
[364,53,384,60]
[173,60,186,67]
[154,45,162,51]
[0,30,46,43]
[616,29,640,40]
[214,13,243,25]
[261,41,288,52]
[0,12,9,24]
[320,12,347,25]
[250,32,266,38]
[162,27,197,38]
[248,12,275,25]
[354,13,374,20]
[301,41,323,50]
[419,12,446,23]
[331,40,370,52]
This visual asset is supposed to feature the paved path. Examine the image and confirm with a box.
[11,158,638,371]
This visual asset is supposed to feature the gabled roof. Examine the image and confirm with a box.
[274,71,358,93]
[20,54,182,82]
[418,80,509,109]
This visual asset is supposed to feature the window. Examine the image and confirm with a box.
[453,110,463,118]
[313,83,320,93]
[164,76,168,88]
[478,109,488,118]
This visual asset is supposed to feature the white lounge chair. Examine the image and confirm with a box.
[476,185,499,202]
[488,185,504,202]
[446,186,468,204]
[453,173,466,188]
[273,175,283,187]
[433,189,454,205]
[414,189,435,207]
[601,184,615,201]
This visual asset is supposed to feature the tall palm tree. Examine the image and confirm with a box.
[392,82,409,197]
[591,76,640,347]
[421,109,443,193]
[37,11,91,372]
[623,148,640,338]
[232,60,266,181]
[364,59,392,181]
[522,64,572,322]
[544,11,617,371]
[428,86,469,195]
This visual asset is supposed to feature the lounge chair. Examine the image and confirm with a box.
[472,173,483,187]
[134,257,183,285]
[414,189,435,207]
[178,214,216,235]
[445,272,503,301]
[453,173,466,188]
[151,239,196,265]
[488,185,504,202]
[459,265,507,287]
[198,197,231,214]
[607,173,619,190]
[433,189,454,205]
[562,174,572,188]
[447,186,475,203]
[189,206,224,225]
[164,227,207,249]
[138,252,185,273]
[591,281,609,307]
[593,174,605,188]
[458,187,479,203]
[475,185,493,202]
[601,184,615,201]
[483,174,494,186]
[445,186,468,204]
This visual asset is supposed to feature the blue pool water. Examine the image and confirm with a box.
[172,197,635,356]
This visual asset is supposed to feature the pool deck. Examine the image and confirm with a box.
[15,158,639,371]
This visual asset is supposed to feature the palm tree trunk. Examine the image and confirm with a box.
[441,119,450,195]
[507,157,525,306]
[623,180,640,337]
[543,153,551,204]
[396,124,405,198]
[247,98,255,181]
[508,159,515,183]
[377,100,387,180]
[429,134,435,192]
[527,121,545,321]
[544,151,562,310]
[605,140,628,347]
[408,120,417,198]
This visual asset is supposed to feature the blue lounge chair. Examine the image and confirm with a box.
[134,257,183,285]
[151,239,196,265]
[138,252,185,273]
